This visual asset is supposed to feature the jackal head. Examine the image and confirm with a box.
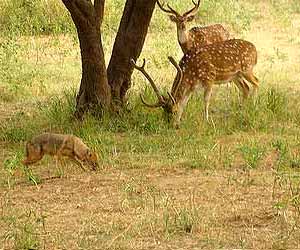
[84,150,99,170]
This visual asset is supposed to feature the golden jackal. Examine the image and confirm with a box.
[22,133,99,170]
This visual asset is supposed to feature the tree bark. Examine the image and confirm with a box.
[107,0,157,107]
[61,0,111,120]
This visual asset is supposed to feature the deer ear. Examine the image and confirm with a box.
[186,15,195,22]
[169,15,177,22]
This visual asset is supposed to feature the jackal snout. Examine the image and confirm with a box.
[84,150,99,170]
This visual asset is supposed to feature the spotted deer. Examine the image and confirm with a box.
[157,0,230,54]
[131,39,259,128]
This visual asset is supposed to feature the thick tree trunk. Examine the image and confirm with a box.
[107,0,157,107]
[75,27,111,119]
[62,0,111,120]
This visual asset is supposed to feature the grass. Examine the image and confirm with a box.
[1,0,300,249]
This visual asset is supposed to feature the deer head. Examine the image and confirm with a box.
[157,0,201,30]
[132,39,259,128]
[130,57,183,126]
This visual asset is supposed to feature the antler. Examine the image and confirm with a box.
[130,58,166,107]
[157,0,180,17]
[167,56,183,104]
[183,0,201,17]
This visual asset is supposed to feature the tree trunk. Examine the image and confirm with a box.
[107,0,157,108]
[75,27,111,119]
[62,0,111,120]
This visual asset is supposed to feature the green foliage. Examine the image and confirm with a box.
[0,37,27,102]
[272,140,300,170]
[239,143,265,169]
[0,0,300,174]
[0,111,37,142]
[39,89,76,126]
[199,0,258,33]
[270,0,300,28]
[3,151,23,188]
[266,87,288,116]
[4,152,23,173]
[163,207,198,235]
[0,0,259,37]
[24,167,42,186]
[0,0,74,36]
[0,0,298,39]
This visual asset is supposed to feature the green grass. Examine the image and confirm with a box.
[1,86,300,173]
[0,0,74,36]
[1,209,45,250]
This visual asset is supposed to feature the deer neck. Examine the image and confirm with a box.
[177,25,189,49]
[172,86,189,105]
[171,85,192,127]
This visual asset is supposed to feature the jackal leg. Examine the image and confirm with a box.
[67,155,87,171]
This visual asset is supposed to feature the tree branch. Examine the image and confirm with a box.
[94,0,105,30]
[61,0,95,29]
[74,0,95,22]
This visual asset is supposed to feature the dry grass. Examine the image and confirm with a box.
[1,166,300,249]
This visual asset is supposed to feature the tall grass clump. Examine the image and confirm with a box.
[216,87,294,134]
[39,90,76,127]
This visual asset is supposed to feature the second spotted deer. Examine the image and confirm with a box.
[132,39,259,128]
[157,0,230,54]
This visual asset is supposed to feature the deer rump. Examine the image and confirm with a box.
[178,39,257,88]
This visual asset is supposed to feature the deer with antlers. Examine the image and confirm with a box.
[157,0,230,54]
[131,39,259,128]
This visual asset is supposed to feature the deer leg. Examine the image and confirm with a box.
[203,85,213,121]
[172,89,192,128]
[234,78,249,99]
[241,71,259,95]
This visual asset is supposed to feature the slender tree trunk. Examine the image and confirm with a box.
[107,0,157,108]
[61,0,111,120]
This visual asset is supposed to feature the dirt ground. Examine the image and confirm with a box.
[1,160,300,249]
